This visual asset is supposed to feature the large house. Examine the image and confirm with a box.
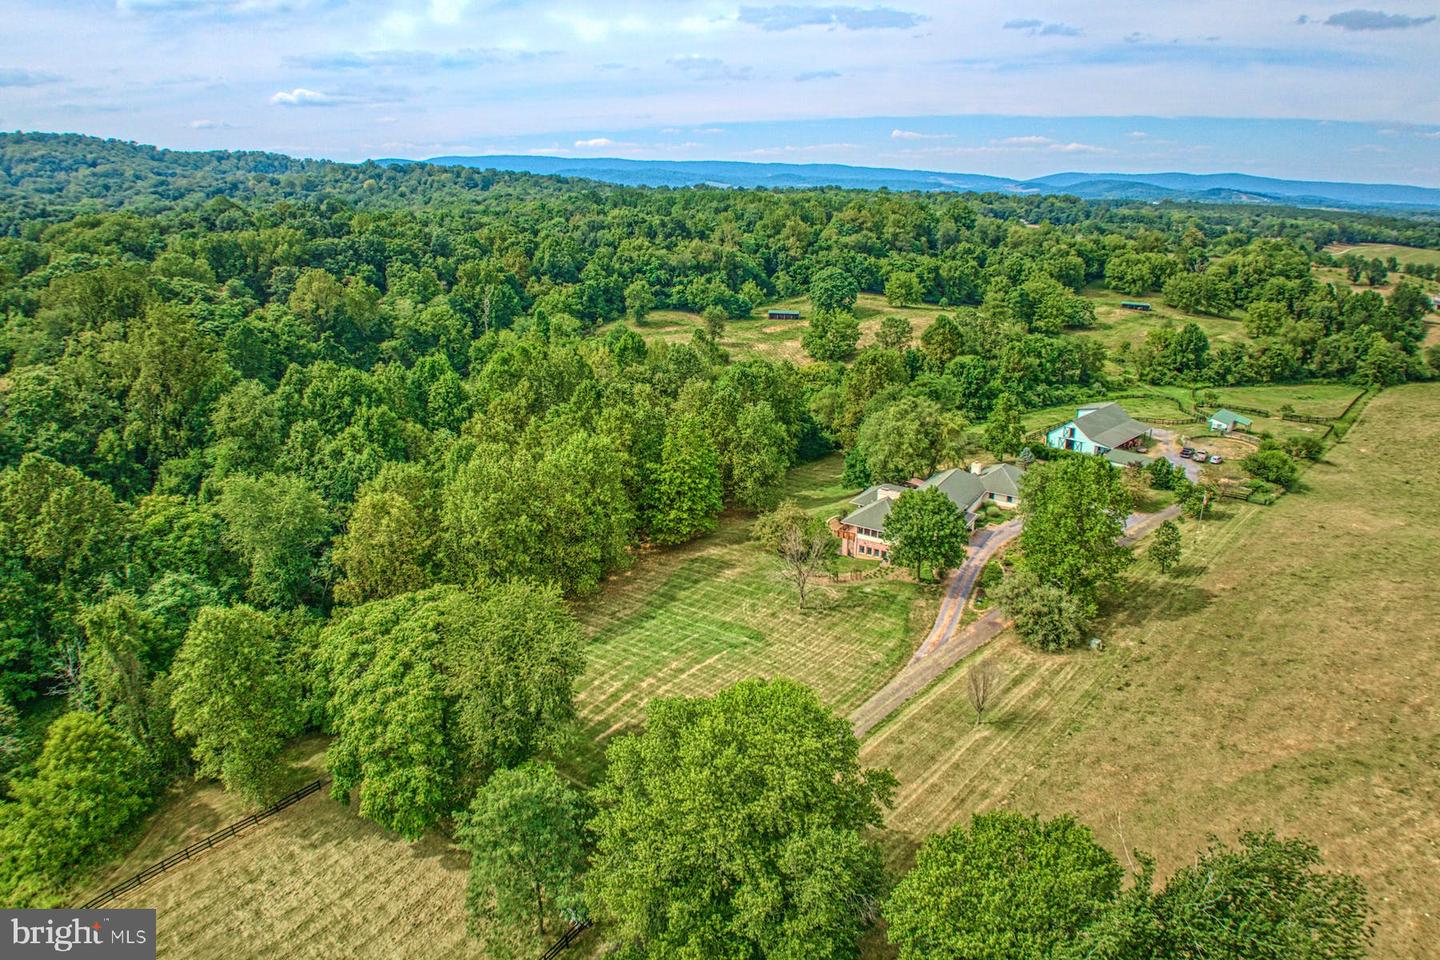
[834,462,1024,562]
[1045,402,1153,467]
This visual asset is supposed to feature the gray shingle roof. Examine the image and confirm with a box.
[1074,402,1150,449]
[980,463,1024,498]
[840,498,893,530]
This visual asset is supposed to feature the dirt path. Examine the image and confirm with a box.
[849,506,1181,738]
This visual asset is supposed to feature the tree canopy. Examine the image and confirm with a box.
[587,678,895,960]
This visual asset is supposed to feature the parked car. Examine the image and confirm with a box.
[1192,450,1208,462]
[1180,446,1195,459]
[1208,454,1224,464]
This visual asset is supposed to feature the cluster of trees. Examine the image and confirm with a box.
[455,678,1371,959]
[887,812,1371,960]
[1115,238,1435,387]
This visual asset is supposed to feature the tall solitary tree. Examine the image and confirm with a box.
[587,679,894,960]
[983,393,1025,457]
[650,416,725,545]
[170,605,298,803]
[1147,520,1182,574]
[885,487,970,581]
[1018,456,1133,608]
[809,266,860,314]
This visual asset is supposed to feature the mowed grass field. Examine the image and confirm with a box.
[569,455,940,774]
[862,384,1440,960]
[1077,284,1247,354]
[97,739,489,959]
[100,455,939,958]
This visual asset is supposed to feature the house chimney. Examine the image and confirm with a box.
[969,461,984,475]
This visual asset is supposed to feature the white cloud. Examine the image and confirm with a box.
[269,87,336,107]
[187,118,236,128]
[428,0,470,26]
[891,128,950,140]
[574,137,615,147]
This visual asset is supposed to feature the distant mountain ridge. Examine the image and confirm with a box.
[388,155,1440,210]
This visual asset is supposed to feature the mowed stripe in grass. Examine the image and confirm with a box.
[866,385,1440,960]
[573,458,939,768]
[864,503,1257,852]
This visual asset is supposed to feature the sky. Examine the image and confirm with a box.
[2,1,1439,184]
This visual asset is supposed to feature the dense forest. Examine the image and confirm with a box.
[0,134,1422,954]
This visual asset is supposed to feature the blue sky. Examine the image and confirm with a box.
[2,1,1438,184]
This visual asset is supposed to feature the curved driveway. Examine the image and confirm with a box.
[849,505,1181,737]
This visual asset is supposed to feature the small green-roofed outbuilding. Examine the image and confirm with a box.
[1208,409,1254,433]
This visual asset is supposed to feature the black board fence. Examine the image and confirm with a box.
[540,920,594,959]
[80,778,329,909]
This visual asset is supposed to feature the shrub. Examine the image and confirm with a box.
[1242,449,1300,490]
[991,570,1091,652]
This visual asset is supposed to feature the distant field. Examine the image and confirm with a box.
[1325,242,1440,269]
[1078,285,1246,354]
[569,455,939,774]
[603,293,947,364]
[862,384,1440,960]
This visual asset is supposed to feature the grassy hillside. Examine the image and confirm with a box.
[863,383,1440,960]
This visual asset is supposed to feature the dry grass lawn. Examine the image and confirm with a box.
[863,383,1440,960]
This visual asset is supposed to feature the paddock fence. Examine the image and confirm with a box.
[79,778,329,909]
[540,920,594,959]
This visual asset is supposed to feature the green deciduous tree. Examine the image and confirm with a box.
[1242,449,1300,490]
[624,279,654,321]
[802,308,862,362]
[885,486,970,580]
[990,569,1091,652]
[857,396,944,484]
[885,811,1123,960]
[649,415,724,545]
[1147,520,1182,574]
[983,392,1025,457]
[216,473,333,608]
[875,315,913,351]
[587,678,893,960]
[1018,456,1133,607]
[809,266,859,314]
[885,271,923,307]
[318,583,582,839]
[456,761,589,953]
[170,605,298,802]
[0,712,149,896]
[1067,831,1372,960]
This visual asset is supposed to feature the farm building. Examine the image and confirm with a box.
[1046,402,1152,459]
[1208,409,1254,434]
[833,462,1024,561]
[767,309,800,320]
